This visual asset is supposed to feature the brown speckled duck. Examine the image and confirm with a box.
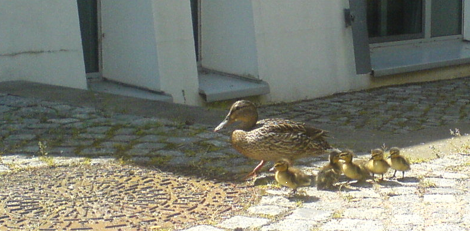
[365,148,390,181]
[316,149,342,190]
[214,100,331,179]
[387,147,411,179]
[270,158,311,194]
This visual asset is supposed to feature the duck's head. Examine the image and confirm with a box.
[339,150,354,162]
[214,100,258,132]
[388,147,400,158]
[329,149,341,164]
[371,148,384,160]
[269,159,291,172]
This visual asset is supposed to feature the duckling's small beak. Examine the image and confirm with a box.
[214,117,230,132]
[269,166,276,172]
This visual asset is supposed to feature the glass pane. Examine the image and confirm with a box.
[367,0,423,40]
[431,0,462,37]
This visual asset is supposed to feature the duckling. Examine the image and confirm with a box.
[270,158,311,194]
[316,149,342,190]
[338,150,371,183]
[365,148,390,181]
[387,147,411,179]
[214,100,331,179]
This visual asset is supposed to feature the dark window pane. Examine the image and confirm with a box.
[367,0,423,40]
[431,0,462,37]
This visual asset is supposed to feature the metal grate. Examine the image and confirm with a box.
[0,164,256,230]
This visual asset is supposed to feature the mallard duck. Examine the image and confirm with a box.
[387,147,411,179]
[214,100,331,179]
[270,158,311,194]
[338,150,370,182]
[365,148,390,180]
[316,149,342,190]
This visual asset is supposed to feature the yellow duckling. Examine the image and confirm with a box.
[365,148,390,180]
[214,100,331,179]
[338,150,371,183]
[316,149,342,190]
[387,147,411,179]
[270,159,311,194]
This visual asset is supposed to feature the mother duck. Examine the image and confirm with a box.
[214,100,331,179]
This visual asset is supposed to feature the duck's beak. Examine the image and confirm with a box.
[269,166,276,172]
[214,117,231,132]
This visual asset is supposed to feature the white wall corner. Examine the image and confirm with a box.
[152,0,201,106]
[0,1,87,90]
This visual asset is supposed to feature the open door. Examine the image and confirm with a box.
[100,0,161,92]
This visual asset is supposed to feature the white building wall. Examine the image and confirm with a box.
[0,0,87,89]
[101,0,200,105]
[152,0,201,105]
[252,0,361,103]
[101,0,161,90]
[201,0,259,78]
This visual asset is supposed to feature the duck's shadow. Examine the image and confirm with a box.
[288,194,320,203]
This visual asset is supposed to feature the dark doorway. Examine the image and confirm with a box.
[77,0,99,73]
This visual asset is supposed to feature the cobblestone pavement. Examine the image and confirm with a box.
[1,77,470,230]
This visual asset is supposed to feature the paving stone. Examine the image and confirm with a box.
[442,172,469,179]
[390,214,425,225]
[321,219,385,231]
[137,135,165,142]
[423,194,457,203]
[182,225,225,231]
[258,196,298,208]
[217,216,270,229]
[247,205,289,216]
[261,219,316,231]
[425,224,467,231]
[166,137,200,144]
[132,142,166,150]
[342,208,386,220]
[0,165,10,172]
[286,208,333,221]
[426,178,458,187]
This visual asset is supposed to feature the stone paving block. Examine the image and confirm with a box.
[286,208,333,221]
[111,134,139,142]
[166,137,201,144]
[388,194,421,204]
[425,187,464,195]
[181,225,225,231]
[391,214,424,225]
[258,196,298,208]
[425,224,467,231]
[442,172,469,179]
[423,194,457,203]
[217,216,270,229]
[132,142,166,150]
[321,219,385,231]
[342,208,386,220]
[137,135,165,142]
[0,165,10,172]
[386,224,423,231]
[261,218,316,231]
[247,205,289,216]
[426,178,458,187]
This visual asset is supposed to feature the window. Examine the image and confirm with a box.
[367,0,462,43]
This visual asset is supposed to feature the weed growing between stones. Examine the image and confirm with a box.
[38,141,54,167]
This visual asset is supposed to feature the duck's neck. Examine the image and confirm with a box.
[238,115,258,131]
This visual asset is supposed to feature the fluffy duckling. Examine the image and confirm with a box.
[387,147,411,179]
[270,159,311,194]
[338,150,371,183]
[316,150,342,190]
[365,148,390,180]
[214,100,331,179]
